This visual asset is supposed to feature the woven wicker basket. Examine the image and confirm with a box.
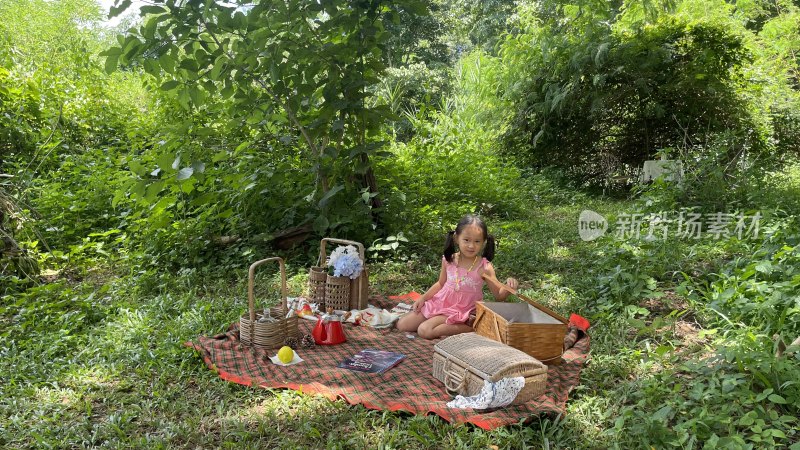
[324,274,351,311]
[240,257,299,348]
[474,275,568,365]
[307,238,369,311]
[308,266,327,308]
[432,332,548,405]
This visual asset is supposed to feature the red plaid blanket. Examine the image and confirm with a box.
[185,296,590,430]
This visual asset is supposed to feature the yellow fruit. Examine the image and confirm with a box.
[277,346,294,364]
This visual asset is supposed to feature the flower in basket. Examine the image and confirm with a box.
[327,245,364,279]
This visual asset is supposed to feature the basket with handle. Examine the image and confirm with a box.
[240,257,299,348]
[474,274,568,365]
[432,332,548,404]
[308,238,369,311]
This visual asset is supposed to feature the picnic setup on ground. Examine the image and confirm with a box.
[185,225,592,429]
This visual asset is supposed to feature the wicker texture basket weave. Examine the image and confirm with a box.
[308,266,327,309]
[432,332,548,405]
[240,257,299,348]
[324,275,351,311]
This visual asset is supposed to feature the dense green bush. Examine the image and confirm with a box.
[498,0,800,185]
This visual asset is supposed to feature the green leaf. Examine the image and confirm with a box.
[99,47,122,57]
[179,58,199,72]
[157,153,175,171]
[128,159,145,176]
[180,179,195,193]
[188,86,204,107]
[220,84,235,99]
[139,5,168,15]
[739,411,756,426]
[131,179,147,199]
[143,58,160,77]
[104,54,119,74]
[177,88,191,110]
[210,56,226,80]
[755,261,773,274]
[654,345,673,357]
[159,54,176,74]
[144,181,164,203]
[212,151,229,162]
[160,80,181,91]
[652,405,672,421]
[768,394,788,404]
[771,429,786,438]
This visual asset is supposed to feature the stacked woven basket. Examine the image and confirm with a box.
[307,238,369,312]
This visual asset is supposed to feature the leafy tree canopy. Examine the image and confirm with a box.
[104,0,431,239]
[498,0,800,184]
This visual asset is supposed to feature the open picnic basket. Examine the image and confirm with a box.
[308,238,369,311]
[240,257,299,348]
[475,274,568,365]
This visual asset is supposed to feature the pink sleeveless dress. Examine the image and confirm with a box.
[421,256,487,325]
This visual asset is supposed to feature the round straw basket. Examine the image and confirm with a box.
[324,274,351,311]
[240,257,299,348]
[308,266,327,309]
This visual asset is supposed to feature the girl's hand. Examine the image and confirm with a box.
[505,277,519,292]
[413,297,426,312]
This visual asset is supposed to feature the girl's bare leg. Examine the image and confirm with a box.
[418,315,473,339]
[396,311,427,332]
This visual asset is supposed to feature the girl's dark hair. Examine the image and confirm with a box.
[443,214,496,263]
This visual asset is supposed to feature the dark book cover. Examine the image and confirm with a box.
[337,349,406,374]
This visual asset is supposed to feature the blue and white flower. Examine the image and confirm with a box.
[327,245,364,279]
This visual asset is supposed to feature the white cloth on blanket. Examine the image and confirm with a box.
[446,377,526,409]
[343,307,401,329]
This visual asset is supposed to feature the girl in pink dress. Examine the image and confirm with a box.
[396,214,519,339]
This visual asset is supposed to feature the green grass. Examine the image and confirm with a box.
[2,194,799,449]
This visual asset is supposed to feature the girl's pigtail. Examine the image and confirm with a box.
[483,235,496,261]
[443,230,457,263]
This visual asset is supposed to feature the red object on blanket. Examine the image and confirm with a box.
[312,316,347,345]
[568,313,590,332]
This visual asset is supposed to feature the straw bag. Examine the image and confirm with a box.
[307,238,369,311]
[239,257,299,348]
[475,275,568,364]
[432,333,548,405]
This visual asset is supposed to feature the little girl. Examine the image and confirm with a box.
[396,214,519,339]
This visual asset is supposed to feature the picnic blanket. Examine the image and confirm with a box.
[184,296,590,430]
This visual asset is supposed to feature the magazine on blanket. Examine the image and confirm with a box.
[337,349,406,374]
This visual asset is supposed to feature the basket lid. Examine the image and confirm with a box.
[434,333,547,379]
[482,274,568,324]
